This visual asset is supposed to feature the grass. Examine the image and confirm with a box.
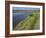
[14,11,40,30]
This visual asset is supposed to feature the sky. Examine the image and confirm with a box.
[13,7,40,10]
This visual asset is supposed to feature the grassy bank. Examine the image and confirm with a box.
[14,12,40,30]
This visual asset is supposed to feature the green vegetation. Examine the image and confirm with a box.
[14,11,40,30]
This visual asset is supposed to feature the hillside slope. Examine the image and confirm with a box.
[14,12,40,30]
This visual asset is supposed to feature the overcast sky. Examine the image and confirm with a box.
[13,7,40,10]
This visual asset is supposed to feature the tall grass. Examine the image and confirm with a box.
[14,11,40,30]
